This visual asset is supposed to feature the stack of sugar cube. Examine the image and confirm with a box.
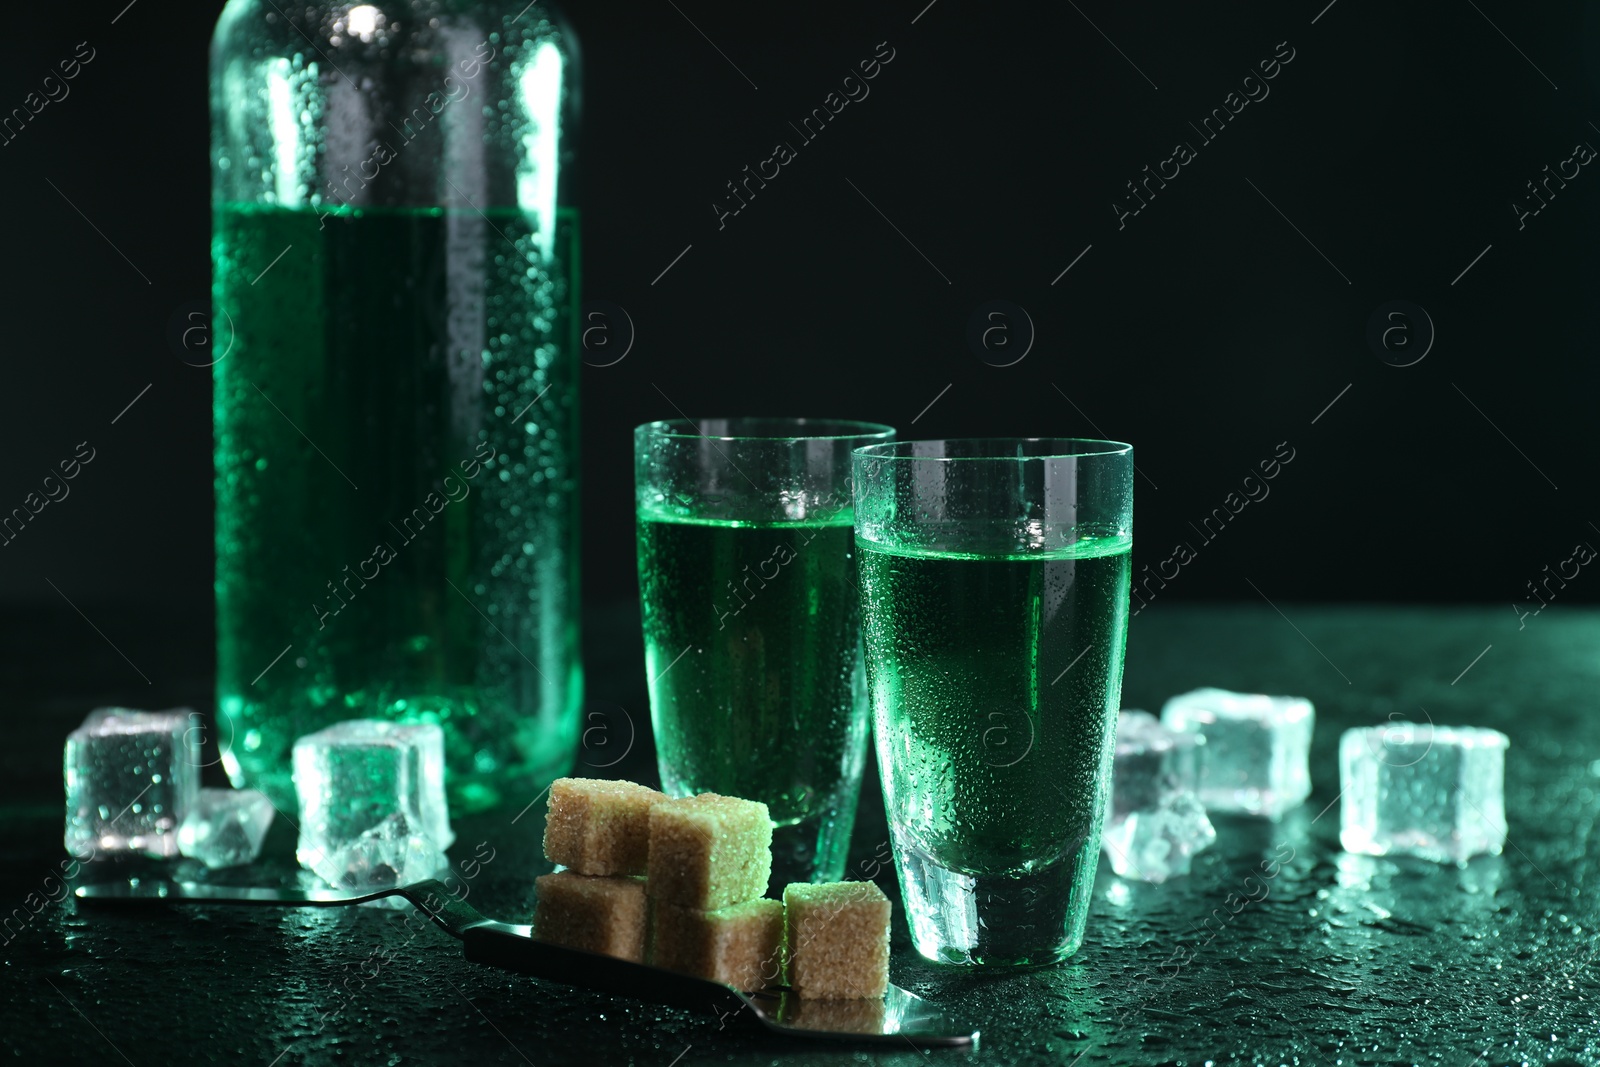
[533,777,891,999]
[644,792,784,989]
[535,778,782,985]
[534,778,663,963]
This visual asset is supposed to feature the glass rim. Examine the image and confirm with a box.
[636,417,897,443]
[853,437,1133,461]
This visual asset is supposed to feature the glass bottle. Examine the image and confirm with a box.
[210,0,582,813]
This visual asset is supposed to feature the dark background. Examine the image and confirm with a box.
[2,8,1596,1061]
[3,0,1599,643]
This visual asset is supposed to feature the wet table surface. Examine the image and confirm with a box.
[3,603,1597,1066]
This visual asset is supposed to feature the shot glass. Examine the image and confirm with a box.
[635,418,896,890]
[853,438,1134,966]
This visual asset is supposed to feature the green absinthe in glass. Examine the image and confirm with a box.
[638,511,869,884]
[214,204,581,812]
[859,534,1131,963]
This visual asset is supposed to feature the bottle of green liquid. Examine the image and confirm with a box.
[209,1,582,813]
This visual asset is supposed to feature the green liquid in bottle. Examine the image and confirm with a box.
[213,203,582,812]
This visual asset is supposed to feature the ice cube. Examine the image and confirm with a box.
[1102,711,1215,881]
[318,814,450,889]
[64,707,200,859]
[1108,710,1203,819]
[1101,791,1217,883]
[177,788,275,869]
[1339,722,1508,865]
[292,720,454,888]
[1161,688,1314,819]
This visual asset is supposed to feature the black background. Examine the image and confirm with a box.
[2,0,1598,630]
[1,8,1594,1059]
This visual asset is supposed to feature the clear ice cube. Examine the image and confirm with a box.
[1108,710,1203,819]
[64,707,200,859]
[1339,722,1508,865]
[320,814,450,889]
[1101,791,1217,883]
[1161,688,1314,819]
[177,787,275,869]
[1101,711,1214,881]
[292,719,453,888]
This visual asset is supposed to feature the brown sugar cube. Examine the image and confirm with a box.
[779,994,888,1034]
[782,881,891,999]
[532,871,647,962]
[648,898,784,991]
[646,794,773,910]
[542,777,666,876]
